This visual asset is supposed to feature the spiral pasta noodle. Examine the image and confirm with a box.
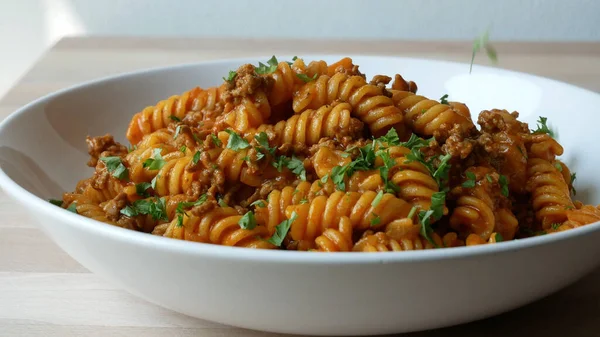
[293,72,405,137]
[56,56,598,253]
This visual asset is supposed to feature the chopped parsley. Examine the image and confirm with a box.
[407,205,418,220]
[151,174,159,189]
[570,173,577,195]
[399,134,431,150]
[320,174,329,184]
[223,70,237,83]
[494,233,504,242]
[439,94,449,105]
[173,125,182,139]
[99,156,129,180]
[296,73,318,83]
[250,200,266,208]
[371,190,384,208]
[128,144,137,153]
[48,199,63,207]
[292,56,298,61]
[218,198,228,207]
[192,151,201,165]
[238,211,257,230]
[299,198,309,204]
[370,213,381,227]
[254,132,276,160]
[210,134,222,147]
[142,148,167,170]
[417,191,445,246]
[377,128,401,146]
[470,28,498,74]
[266,211,297,246]
[462,171,477,188]
[179,145,187,154]
[498,175,509,197]
[554,162,563,172]
[517,146,528,160]
[225,130,250,151]
[331,165,350,191]
[273,155,306,181]
[120,197,168,221]
[485,174,493,183]
[135,182,152,197]
[551,223,562,230]
[168,115,181,122]
[376,149,400,193]
[531,116,556,138]
[67,202,78,214]
[255,55,279,75]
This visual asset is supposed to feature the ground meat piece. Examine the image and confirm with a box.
[191,198,218,217]
[478,109,529,134]
[442,124,477,159]
[391,74,418,93]
[369,75,392,88]
[102,192,128,222]
[86,134,128,167]
[222,64,273,101]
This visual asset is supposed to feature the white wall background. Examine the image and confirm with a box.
[1,0,599,99]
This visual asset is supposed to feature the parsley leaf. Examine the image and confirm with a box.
[179,145,187,153]
[169,115,181,122]
[320,174,329,184]
[218,198,228,207]
[377,128,401,146]
[292,56,298,61]
[67,202,78,214]
[376,149,400,193]
[255,55,279,75]
[223,70,237,82]
[135,182,152,197]
[485,174,493,183]
[399,134,432,150]
[120,197,168,221]
[331,164,350,191]
[299,198,309,204]
[462,171,476,188]
[151,174,159,189]
[551,223,561,230]
[211,134,222,147]
[287,156,306,181]
[266,211,297,246]
[417,191,445,246]
[439,94,449,105]
[570,173,577,195]
[273,155,306,181]
[470,28,498,74]
[100,156,129,180]
[255,132,276,155]
[407,205,418,220]
[494,233,504,242]
[296,73,318,83]
[531,116,556,138]
[225,130,250,151]
[554,162,563,172]
[238,211,257,230]
[49,199,63,207]
[173,125,182,139]
[371,190,384,208]
[370,213,381,227]
[143,149,167,170]
[498,175,509,197]
[192,151,201,165]
[250,200,266,208]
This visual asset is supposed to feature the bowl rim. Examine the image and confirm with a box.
[1,54,599,264]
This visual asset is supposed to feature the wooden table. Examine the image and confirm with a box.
[1,37,600,337]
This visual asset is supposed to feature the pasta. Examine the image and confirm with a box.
[52,56,597,252]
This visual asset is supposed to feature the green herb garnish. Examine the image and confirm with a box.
[266,211,297,246]
[417,191,445,246]
[173,125,182,139]
[570,173,577,195]
[531,116,556,138]
[439,94,449,105]
[296,73,318,83]
[470,29,498,74]
[142,149,167,170]
[169,115,181,122]
[255,55,279,75]
[135,182,152,197]
[494,233,504,242]
[462,171,477,188]
[49,199,63,207]
[250,200,266,208]
[225,130,250,151]
[238,211,257,230]
[223,70,237,83]
[192,151,201,165]
[498,175,509,197]
[120,197,168,221]
[67,202,78,214]
[211,134,222,147]
[371,190,384,208]
[370,213,381,227]
[100,156,129,180]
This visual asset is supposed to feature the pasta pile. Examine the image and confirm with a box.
[52,56,599,252]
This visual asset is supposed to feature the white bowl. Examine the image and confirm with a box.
[1,55,599,336]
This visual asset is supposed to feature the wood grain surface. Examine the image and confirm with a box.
[1,37,599,337]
